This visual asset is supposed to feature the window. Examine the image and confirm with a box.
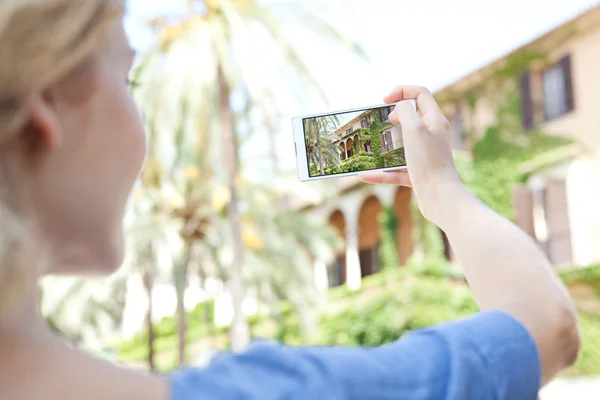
[520,54,574,129]
[380,131,393,152]
[346,127,354,136]
[543,55,574,121]
[543,65,568,120]
[360,119,368,128]
[379,106,392,122]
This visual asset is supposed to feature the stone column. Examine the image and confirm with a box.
[313,259,329,292]
[344,206,361,291]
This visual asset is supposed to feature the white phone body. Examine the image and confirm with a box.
[292,100,416,182]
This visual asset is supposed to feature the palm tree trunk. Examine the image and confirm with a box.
[313,119,324,175]
[142,266,155,371]
[174,243,192,366]
[217,64,250,352]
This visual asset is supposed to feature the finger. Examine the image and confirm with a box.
[384,85,443,116]
[358,169,412,187]
[388,108,399,124]
[394,100,426,137]
[385,86,448,134]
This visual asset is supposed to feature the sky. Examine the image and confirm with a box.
[124,0,599,177]
[330,110,364,128]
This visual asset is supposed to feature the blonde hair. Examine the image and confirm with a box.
[0,0,122,313]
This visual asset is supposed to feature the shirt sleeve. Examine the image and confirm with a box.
[169,311,541,400]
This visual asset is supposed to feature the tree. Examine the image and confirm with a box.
[134,0,365,351]
[304,115,342,176]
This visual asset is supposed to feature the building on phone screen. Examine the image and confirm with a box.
[331,106,403,161]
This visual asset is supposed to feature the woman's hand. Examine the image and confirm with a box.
[360,88,580,384]
[358,85,464,222]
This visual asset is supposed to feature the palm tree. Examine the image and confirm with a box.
[134,0,365,351]
[304,115,342,175]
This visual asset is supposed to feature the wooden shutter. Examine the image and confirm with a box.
[519,71,534,131]
[559,54,575,112]
[385,132,393,151]
[513,184,537,240]
[544,179,572,266]
[379,134,385,149]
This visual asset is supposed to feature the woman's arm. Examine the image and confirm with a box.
[359,85,580,385]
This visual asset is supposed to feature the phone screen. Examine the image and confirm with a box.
[302,104,405,177]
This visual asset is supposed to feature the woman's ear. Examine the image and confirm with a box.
[26,92,62,150]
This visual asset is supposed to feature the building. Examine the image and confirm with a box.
[304,4,600,290]
[332,106,404,160]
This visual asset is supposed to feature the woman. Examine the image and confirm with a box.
[0,1,579,399]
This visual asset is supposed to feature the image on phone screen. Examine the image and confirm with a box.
[301,104,405,178]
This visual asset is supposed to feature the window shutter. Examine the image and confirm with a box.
[519,71,534,131]
[559,54,575,112]
[512,184,536,240]
[385,132,392,151]
[379,134,385,149]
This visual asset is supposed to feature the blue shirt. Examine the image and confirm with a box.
[170,311,540,399]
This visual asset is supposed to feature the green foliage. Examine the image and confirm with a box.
[379,207,400,270]
[364,119,392,167]
[406,254,463,280]
[455,111,574,220]
[324,165,340,175]
[569,311,600,376]
[561,264,600,290]
[443,49,574,222]
[456,155,520,220]
[339,153,377,173]
[472,127,573,165]
[311,163,339,177]
[118,300,215,359]
[384,147,406,167]
[317,273,477,347]
[118,264,600,377]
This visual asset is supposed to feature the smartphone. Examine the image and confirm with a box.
[292,100,416,181]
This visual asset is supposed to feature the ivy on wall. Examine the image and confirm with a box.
[449,51,574,220]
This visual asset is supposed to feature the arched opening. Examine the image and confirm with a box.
[346,138,354,158]
[339,144,346,160]
[328,210,346,287]
[364,140,371,153]
[393,187,413,265]
[358,196,383,277]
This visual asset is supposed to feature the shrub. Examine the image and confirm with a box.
[339,153,377,173]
